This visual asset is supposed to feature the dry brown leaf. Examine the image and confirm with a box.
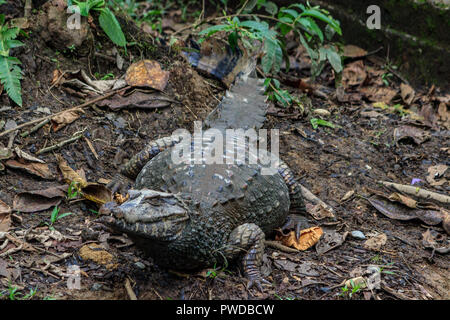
[125,60,169,91]
[393,125,431,145]
[51,109,82,132]
[388,192,417,208]
[56,155,87,187]
[80,183,112,205]
[5,160,54,179]
[14,147,45,164]
[51,69,63,86]
[13,186,67,213]
[400,83,415,105]
[341,190,355,202]
[342,61,367,87]
[0,200,11,232]
[343,45,368,58]
[275,226,323,251]
[360,87,397,103]
[426,164,448,186]
[307,203,335,220]
[363,233,387,251]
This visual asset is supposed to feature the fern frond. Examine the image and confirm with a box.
[0,55,23,106]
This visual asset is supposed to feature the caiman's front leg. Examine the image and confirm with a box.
[108,134,183,193]
[224,223,270,291]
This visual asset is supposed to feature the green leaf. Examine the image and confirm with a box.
[98,8,126,47]
[325,47,342,73]
[262,37,282,74]
[280,8,299,19]
[198,24,230,36]
[0,56,22,106]
[55,212,75,221]
[310,118,335,130]
[239,20,269,33]
[263,1,278,15]
[50,206,60,224]
[300,9,342,35]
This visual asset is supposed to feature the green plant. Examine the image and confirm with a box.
[0,14,24,106]
[67,181,80,199]
[310,118,335,129]
[67,0,126,48]
[0,282,36,300]
[264,77,301,108]
[45,206,74,230]
[198,1,342,78]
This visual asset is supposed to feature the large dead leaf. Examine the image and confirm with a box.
[421,229,449,254]
[13,186,67,213]
[0,200,11,232]
[51,109,82,132]
[315,228,348,255]
[306,203,335,220]
[96,90,173,110]
[5,160,54,180]
[400,83,415,105]
[393,125,431,145]
[125,60,169,91]
[388,192,417,208]
[275,226,323,251]
[368,195,449,233]
[57,155,87,187]
[81,184,112,205]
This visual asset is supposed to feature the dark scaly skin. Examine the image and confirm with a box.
[101,72,305,289]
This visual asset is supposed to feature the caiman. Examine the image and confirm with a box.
[99,55,306,290]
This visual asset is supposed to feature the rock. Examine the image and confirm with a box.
[134,262,146,270]
[36,0,91,53]
[350,230,366,240]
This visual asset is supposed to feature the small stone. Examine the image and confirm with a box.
[351,230,366,240]
[91,283,103,291]
[134,262,146,269]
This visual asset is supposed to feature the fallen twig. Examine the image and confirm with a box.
[125,278,138,300]
[299,184,335,214]
[36,134,83,155]
[0,87,130,138]
[20,119,50,138]
[378,180,450,205]
[265,240,299,253]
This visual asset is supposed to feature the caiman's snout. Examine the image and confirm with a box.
[99,201,121,216]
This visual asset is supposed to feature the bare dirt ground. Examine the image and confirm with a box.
[0,1,448,300]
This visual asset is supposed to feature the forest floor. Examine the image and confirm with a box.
[0,1,448,300]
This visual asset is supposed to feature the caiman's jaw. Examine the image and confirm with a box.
[99,189,190,242]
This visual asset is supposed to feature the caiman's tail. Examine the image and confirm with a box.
[204,57,268,131]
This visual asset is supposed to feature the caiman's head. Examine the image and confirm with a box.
[98,189,190,242]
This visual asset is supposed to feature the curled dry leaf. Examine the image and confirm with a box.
[341,190,355,202]
[51,108,82,132]
[422,229,450,254]
[360,87,397,104]
[400,83,415,105]
[57,155,87,187]
[0,200,11,232]
[363,233,387,251]
[393,125,431,145]
[125,60,169,91]
[80,183,112,205]
[5,160,54,180]
[14,147,45,164]
[342,60,367,87]
[57,155,112,205]
[275,226,323,251]
[388,192,417,208]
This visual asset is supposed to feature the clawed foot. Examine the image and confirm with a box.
[281,214,310,239]
[247,276,272,292]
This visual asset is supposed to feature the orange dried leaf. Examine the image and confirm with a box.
[125,60,169,91]
[56,155,87,187]
[51,109,82,132]
[275,226,323,251]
